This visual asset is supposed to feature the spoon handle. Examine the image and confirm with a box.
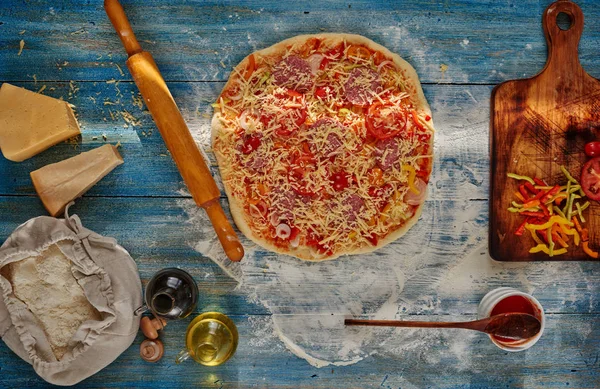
[344,318,487,331]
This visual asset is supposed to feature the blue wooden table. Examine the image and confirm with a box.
[1,1,599,388]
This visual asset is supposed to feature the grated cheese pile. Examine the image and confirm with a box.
[213,37,434,259]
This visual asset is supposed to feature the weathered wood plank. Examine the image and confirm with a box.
[0,82,490,201]
[1,1,599,388]
[0,312,598,388]
[1,0,600,84]
[1,196,598,316]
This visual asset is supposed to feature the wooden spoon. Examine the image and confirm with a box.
[345,313,541,340]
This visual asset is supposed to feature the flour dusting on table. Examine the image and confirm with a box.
[176,44,492,367]
[176,30,593,373]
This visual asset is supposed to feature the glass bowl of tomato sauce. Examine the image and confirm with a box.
[478,287,545,351]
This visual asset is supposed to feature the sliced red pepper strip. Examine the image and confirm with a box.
[539,202,550,218]
[520,211,545,218]
[410,110,427,132]
[515,219,528,236]
[539,185,560,203]
[534,178,546,186]
[519,184,529,199]
[244,54,256,80]
[537,230,549,244]
[524,182,538,194]
[286,89,303,98]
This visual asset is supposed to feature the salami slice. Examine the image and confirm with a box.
[273,55,314,93]
[344,67,382,106]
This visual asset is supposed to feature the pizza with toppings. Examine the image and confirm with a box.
[211,33,434,261]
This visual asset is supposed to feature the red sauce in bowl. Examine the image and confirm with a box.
[490,295,540,344]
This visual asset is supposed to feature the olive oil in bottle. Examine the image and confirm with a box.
[176,312,238,366]
[136,268,198,320]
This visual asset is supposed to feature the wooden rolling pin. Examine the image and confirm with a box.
[104,0,244,262]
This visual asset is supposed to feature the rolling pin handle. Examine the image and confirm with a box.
[204,199,245,262]
[104,0,143,56]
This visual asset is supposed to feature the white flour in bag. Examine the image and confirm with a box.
[1,244,100,360]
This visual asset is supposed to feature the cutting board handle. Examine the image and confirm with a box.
[542,0,584,74]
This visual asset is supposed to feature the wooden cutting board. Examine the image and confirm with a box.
[490,0,600,261]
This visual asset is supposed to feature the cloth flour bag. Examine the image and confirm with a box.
[0,205,142,386]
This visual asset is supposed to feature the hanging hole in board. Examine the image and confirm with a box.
[556,12,572,31]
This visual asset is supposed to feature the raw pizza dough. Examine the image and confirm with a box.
[212,33,434,261]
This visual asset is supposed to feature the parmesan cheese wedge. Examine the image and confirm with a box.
[0,83,81,162]
[30,144,124,216]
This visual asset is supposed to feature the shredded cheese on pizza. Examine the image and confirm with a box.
[213,35,434,260]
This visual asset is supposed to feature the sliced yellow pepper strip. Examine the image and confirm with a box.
[547,227,554,256]
[529,244,567,255]
[402,164,419,194]
[507,173,535,185]
[561,165,578,183]
[525,216,573,231]
[529,229,544,245]
[559,224,580,246]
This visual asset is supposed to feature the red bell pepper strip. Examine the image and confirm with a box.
[539,202,550,218]
[540,185,560,203]
[519,184,529,199]
[537,230,549,244]
[534,178,546,186]
[525,182,538,194]
[515,219,528,236]
[520,211,545,218]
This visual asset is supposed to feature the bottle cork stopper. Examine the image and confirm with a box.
[140,339,164,363]
[140,316,167,340]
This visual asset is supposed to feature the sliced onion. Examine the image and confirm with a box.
[249,201,268,219]
[290,234,300,248]
[276,223,292,239]
[307,54,324,74]
[239,110,250,131]
[377,60,395,72]
[404,178,428,206]
[270,212,280,227]
[255,201,268,216]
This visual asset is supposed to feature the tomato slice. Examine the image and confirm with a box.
[330,172,349,191]
[585,141,600,157]
[365,102,408,140]
[582,157,600,200]
[241,135,261,154]
[347,45,371,61]
[315,86,330,99]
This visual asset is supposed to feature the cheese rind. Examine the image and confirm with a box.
[30,144,124,216]
[0,83,81,162]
